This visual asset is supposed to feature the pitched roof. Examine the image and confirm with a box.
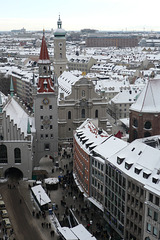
[130,78,160,113]
[39,33,50,63]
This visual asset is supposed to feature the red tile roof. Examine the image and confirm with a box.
[39,34,49,60]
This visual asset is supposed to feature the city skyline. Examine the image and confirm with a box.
[1,0,160,32]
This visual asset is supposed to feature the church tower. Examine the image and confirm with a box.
[53,15,67,79]
[129,78,160,142]
[33,31,58,166]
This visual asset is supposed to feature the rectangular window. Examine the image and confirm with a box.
[50,134,53,139]
[155,197,159,206]
[149,193,153,202]
[154,212,158,221]
[40,105,43,110]
[45,134,48,139]
[95,161,97,168]
[50,115,52,120]
[40,134,43,139]
[153,227,157,236]
[148,208,152,217]
[50,125,53,130]
[40,116,43,120]
[147,223,151,232]
[44,143,50,151]
[98,162,100,169]
[49,105,52,110]
[41,125,44,130]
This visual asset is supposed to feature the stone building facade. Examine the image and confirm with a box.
[0,93,33,179]
[33,31,58,166]
[58,77,108,143]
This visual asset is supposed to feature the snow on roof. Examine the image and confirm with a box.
[58,227,78,240]
[111,87,143,104]
[71,224,97,240]
[74,119,109,154]
[88,197,104,211]
[107,139,160,194]
[31,185,51,206]
[130,78,160,113]
[3,97,34,137]
[92,135,128,159]
[58,71,81,98]
[44,178,59,185]
[119,118,129,127]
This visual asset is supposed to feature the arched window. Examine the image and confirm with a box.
[81,109,85,118]
[95,110,98,118]
[14,148,21,163]
[133,129,138,140]
[0,145,8,163]
[43,66,47,73]
[68,111,71,119]
[133,118,138,127]
[144,121,152,129]
[144,132,151,138]
[60,53,62,59]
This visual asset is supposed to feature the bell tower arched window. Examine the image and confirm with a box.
[0,145,8,163]
[144,121,152,129]
[68,111,71,119]
[95,110,98,118]
[133,118,138,127]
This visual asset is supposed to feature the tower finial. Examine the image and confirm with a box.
[57,15,62,29]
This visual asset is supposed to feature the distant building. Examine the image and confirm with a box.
[67,56,97,73]
[107,87,142,120]
[86,35,139,48]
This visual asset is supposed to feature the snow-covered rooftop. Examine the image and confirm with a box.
[3,97,34,137]
[130,78,160,113]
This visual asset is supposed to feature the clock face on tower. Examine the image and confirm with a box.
[42,98,49,105]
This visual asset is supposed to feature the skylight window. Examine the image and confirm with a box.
[138,151,142,155]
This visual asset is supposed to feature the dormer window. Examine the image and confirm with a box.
[135,168,142,174]
[143,172,151,179]
[117,157,125,165]
[125,162,133,170]
[152,177,158,184]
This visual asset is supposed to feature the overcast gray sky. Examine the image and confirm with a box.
[1,0,160,31]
